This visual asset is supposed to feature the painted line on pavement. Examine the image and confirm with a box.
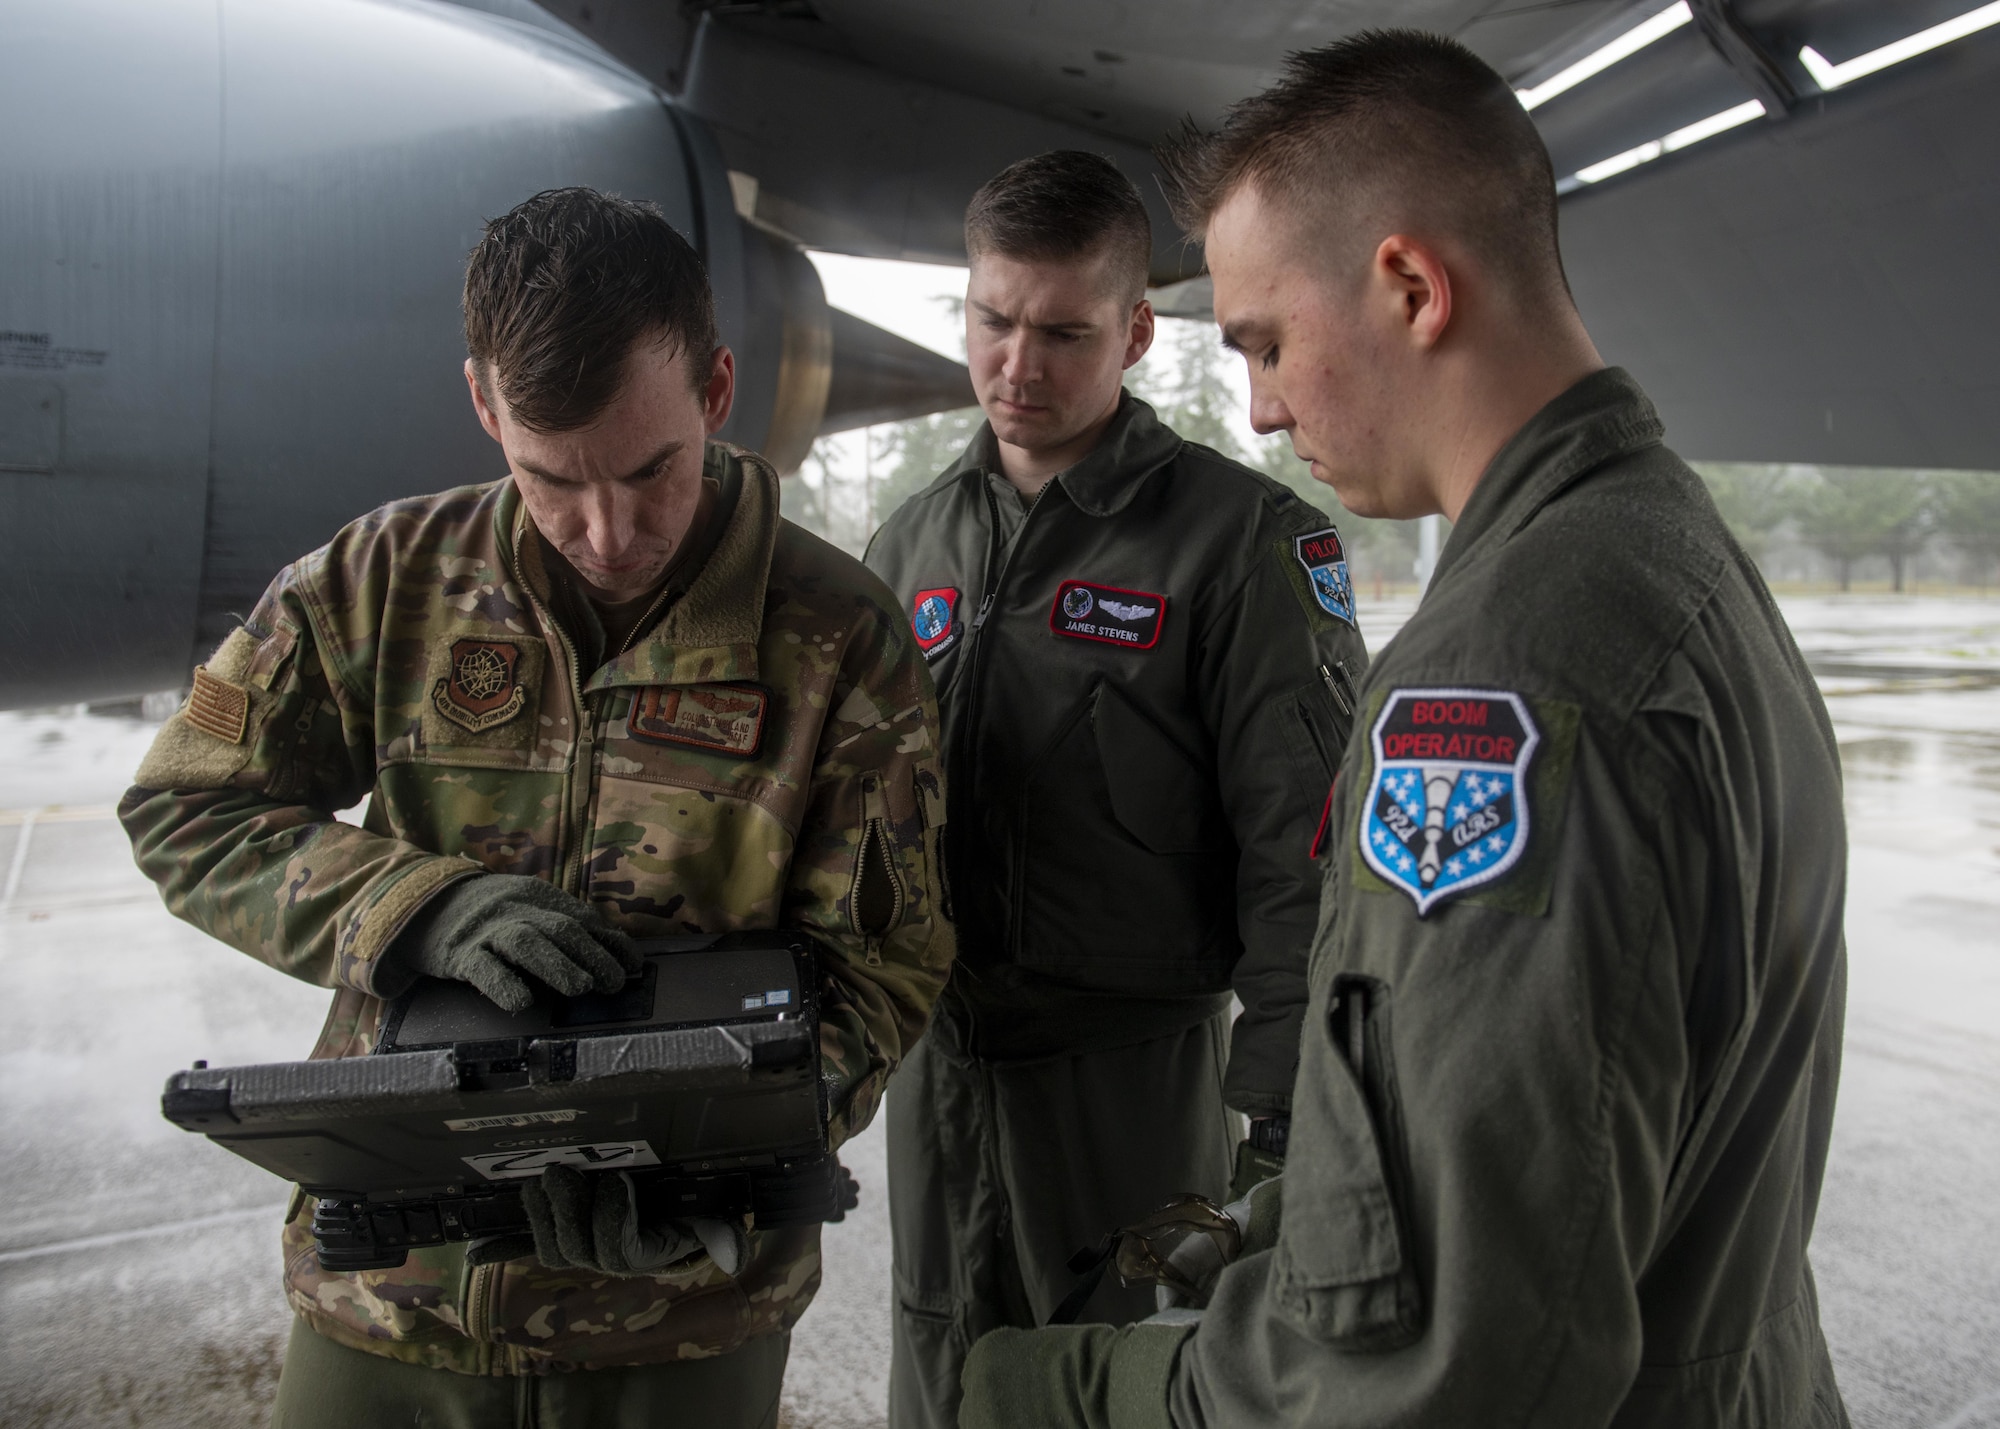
[0,808,36,914]
[0,805,117,826]
[0,1204,287,1265]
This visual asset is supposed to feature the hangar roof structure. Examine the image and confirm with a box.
[511,0,2000,469]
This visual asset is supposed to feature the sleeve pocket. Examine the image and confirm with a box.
[1272,974,1425,1349]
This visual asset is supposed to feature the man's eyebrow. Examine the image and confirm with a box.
[516,440,685,485]
[968,298,1095,333]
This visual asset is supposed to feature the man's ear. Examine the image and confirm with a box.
[464,359,504,443]
[1123,298,1156,371]
[1374,236,1453,351]
[703,346,737,435]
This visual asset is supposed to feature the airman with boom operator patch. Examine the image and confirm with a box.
[960,33,1852,1429]
[121,188,952,1428]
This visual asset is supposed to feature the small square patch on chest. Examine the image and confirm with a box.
[629,685,767,758]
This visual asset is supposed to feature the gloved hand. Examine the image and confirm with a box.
[381,874,640,1011]
[959,1322,1190,1429]
[517,1164,750,1278]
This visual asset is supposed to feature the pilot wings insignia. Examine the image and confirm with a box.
[1099,599,1155,622]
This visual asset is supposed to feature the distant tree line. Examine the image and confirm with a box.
[1693,464,2000,591]
[788,307,2000,593]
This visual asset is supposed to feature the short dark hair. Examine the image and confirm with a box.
[964,151,1152,303]
[463,187,717,432]
[1157,31,1566,297]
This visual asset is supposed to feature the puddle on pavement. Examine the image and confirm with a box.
[1837,735,1917,777]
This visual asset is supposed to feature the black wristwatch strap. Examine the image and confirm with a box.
[1247,1115,1290,1158]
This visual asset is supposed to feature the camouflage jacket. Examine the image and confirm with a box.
[121,443,952,1375]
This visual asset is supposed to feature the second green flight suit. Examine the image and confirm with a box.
[963,368,1852,1429]
[864,393,1369,1429]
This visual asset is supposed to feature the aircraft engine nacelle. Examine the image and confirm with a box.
[0,0,923,707]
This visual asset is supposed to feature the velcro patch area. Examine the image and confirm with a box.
[629,684,767,757]
[186,666,250,744]
[432,639,528,734]
[1049,580,1165,649]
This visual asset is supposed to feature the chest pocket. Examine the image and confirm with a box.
[1273,970,1426,1349]
[1093,681,1210,856]
[588,685,789,933]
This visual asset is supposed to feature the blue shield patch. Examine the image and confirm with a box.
[1293,527,1356,626]
[1360,688,1539,916]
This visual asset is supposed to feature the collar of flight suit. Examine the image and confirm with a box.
[1428,366,1667,594]
[494,440,782,691]
[942,390,1184,517]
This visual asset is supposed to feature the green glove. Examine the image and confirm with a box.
[959,1323,1189,1429]
[381,874,640,1011]
[519,1164,749,1278]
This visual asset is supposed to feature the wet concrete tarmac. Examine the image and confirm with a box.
[0,594,1994,1427]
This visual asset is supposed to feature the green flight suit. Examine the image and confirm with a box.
[964,369,1853,1429]
[863,393,1370,1429]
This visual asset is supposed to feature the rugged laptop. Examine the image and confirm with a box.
[162,932,840,1270]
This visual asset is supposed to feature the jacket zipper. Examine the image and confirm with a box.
[462,1259,502,1351]
[460,526,609,1343]
[947,481,1052,960]
[851,771,904,964]
[511,524,604,898]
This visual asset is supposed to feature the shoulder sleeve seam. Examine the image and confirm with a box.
[292,553,371,713]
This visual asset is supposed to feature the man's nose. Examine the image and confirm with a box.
[999,333,1038,389]
[1247,384,1293,437]
[582,485,633,558]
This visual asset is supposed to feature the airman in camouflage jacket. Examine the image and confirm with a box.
[120,442,953,1375]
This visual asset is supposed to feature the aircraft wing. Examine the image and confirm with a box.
[526,0,2000,469]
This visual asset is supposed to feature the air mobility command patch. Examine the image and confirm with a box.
[1294,526,1357,626]
[1360,689,1539,915]
[911,586,961,661]
[629,684,767,757]
[433,638,528,733]
[1050,579,1165,649]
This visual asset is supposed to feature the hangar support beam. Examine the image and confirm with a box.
[1687,0,1801,113]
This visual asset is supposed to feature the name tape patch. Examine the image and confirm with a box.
[911,586,962,660]
[1360,688,1539,915]
[1049,579,1166,649]
[433,639,527,733]
[1294,526,1356,626]
[629,683,767,757]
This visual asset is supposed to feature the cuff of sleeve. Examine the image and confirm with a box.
[338,856,483,995]
[1108,1322,1194,1429]
[823,1068,884,1153]
[1223,1085,1294,1118]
